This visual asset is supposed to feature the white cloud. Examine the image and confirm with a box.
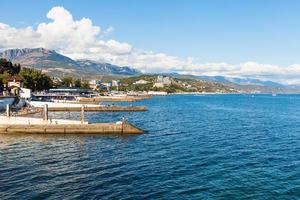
[0,6,299,85]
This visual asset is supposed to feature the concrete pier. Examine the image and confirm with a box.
[0,116,143,134]
[0,116,88,125]
[0,123,143,134]
[28,101,147,112]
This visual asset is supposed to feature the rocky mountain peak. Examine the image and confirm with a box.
[0,48,141,78]
[0,48,57,61]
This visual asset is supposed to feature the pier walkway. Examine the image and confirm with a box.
[28,101,147,112]
[0,116,143,134]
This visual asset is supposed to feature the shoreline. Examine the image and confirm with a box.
[166,92,300,95]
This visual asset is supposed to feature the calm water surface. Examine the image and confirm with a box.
[1,94,300,199]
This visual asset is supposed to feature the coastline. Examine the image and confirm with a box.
[167,92,300,95]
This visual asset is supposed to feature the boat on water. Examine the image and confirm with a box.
[147,91,168,96]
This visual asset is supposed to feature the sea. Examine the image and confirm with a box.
[1,94,300,199]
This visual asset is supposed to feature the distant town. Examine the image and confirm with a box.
[0,57,240,100]
[1,48,299,96]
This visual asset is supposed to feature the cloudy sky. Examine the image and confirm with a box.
[1,0,300,84]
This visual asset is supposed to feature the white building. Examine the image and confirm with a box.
[111,80,120,87]
[162,76,172,85]
[89,80,102,90]
[148,91,168,95]
[157,75,164,83]
[133,79,149,85]
[153,76,172,88]
[153,82,164,88]
[7,76,24,96]
[7,75,24,88]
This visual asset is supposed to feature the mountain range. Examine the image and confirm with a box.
[0,48,141,78]
[161,73,286,88]
[160,73,299,93]
[197,76,285,88]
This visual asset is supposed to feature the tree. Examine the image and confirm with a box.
[19,68,53,91]
[73,79,81,88]
[81,80,90,89]
[0,59,19,75]
[61,77,73,87]
[0,71,11,91]
[0,59,22,91]
[12,63,21,74]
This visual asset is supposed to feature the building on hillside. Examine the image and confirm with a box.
[89,80,102,90]
[7,75,24,88]
[111,80,120,87]
[153,76,172,88]
[7,75,24,96]
[162,76,172,85]
[153,82,164,88]
[102,82,112,87]
[133,79,149,85]
[101,82,112,90]
[156,75,164,83]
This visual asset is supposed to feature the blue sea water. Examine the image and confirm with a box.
[1,94,300,199]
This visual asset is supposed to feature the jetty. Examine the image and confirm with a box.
[0,104,144,135]
[0,123,143,135]
[0,116,143,135]
[28,101,147,112]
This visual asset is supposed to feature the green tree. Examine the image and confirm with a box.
[12,63,21,74]
[19,68,53,91]
[0,71,11,90]
[81,80,90,89]
[61,76,73,87]
[73,79,82,88]
[0,59,19,75]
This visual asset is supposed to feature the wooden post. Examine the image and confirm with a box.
[81,105,85,124]
[6,104,10,117]
[44,104,48,121]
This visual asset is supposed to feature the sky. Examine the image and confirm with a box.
[1,0,300,84]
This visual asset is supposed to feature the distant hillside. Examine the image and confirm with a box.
[196,76,300,93]
[0,48,141,78]
[160,73,285,87]
[197,75,285,88]
[119,75,238,93]
[150,73,300,93]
